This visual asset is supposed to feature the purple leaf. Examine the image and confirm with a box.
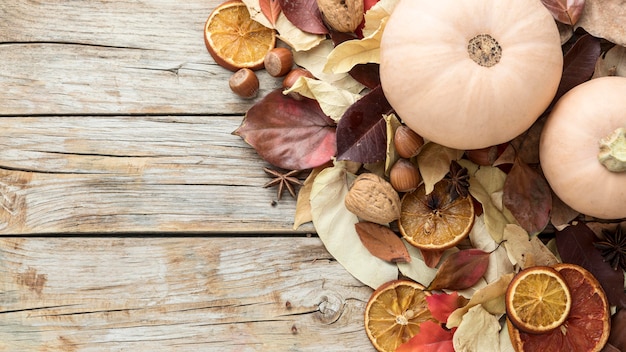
[278,0,328,34]
[556,222,626,308]
[335,85,392,163]
[234,89,336,170]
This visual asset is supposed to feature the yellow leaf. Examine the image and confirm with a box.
[283,77,361,121]
[310,160,398,289]
[384,113,402,176]
[362,0,400,37]
[293,166,326,230]
[323,19,387,74]
[416,142,463,194]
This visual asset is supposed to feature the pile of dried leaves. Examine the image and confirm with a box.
[220,0,626,350]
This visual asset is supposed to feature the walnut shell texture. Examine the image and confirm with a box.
[345,173,401,224]
[316,0,364,33]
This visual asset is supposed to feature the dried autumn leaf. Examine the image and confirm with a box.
[426,291,466,324]
[234,89,336,170]
[549,192,579,231]
[260,0,281,25]
[283,76,361,121]
[453,305,501,352]
[324,19,385,74]
[417,143,463,195]
[278,0,328,34]
[396,321,455,352]
[608,309,626,351]
[293,165,327,229]
[469,215,515,283]
[555,222,626,308]
[384,113,401,175]
[550,34,601,109]
[397,239,448,286]
[447,273,514,328]
[335,85,392,163]
[541,0,585,25]
[592,44,626,78]
[502,224,558,269]
[310,160,398,289]
[502,158,552,235]
[361,0,398,37]
[355,221,411,263]
[577,0,626,46]
[427,249,490,291]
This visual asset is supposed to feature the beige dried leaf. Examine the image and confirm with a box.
[416,142,463,195]
[592,44,626,78]
[293,166,327,230]
[576,0,626,46]
[453,305,501,352]
[323,17,386,74]
[502,224,559,269]
[283,76,361,121]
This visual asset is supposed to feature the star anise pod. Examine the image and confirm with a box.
[594,225,626,272]
[262,167,303,201]
[444,160,470,200]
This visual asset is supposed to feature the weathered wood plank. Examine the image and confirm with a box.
[0,0,282,115]
[0,237,376,351]
[0,115,314,234]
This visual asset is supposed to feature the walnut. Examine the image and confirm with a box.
[345,173,401,225]
[316,0,364,33]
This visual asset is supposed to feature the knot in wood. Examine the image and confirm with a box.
[316,292,345,324]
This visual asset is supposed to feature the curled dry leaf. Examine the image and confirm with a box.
[427,249,490,291]
[355,221,411,263]
[234,89,337,170]
[323,18,386,74]
[417,143,464,195]
[293,165,327,229]
[592,44,626,78]
[502,224,559,269]
[283,76,362,121]
[540,0,585,25]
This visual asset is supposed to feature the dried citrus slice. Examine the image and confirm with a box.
[507,263,611,352]
[506,266,572,334]
[204,0,276,71]
[364,280,436,352]
[398,180,474,250]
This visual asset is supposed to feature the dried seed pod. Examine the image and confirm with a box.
[345,173,401,224]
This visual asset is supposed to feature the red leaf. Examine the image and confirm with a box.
[427,249,490,291]
[550,34,601,110]
[555,222,626,308]
[278,0,328,34]
[541,0,585,25]
[355,222,411,263]
[260,0,281,26]
[336,85,393,163]
[395,321,455,352]
[426,292,464,324]
[503,158,552,234]
[420,249,445,268]
[233,89,336,170]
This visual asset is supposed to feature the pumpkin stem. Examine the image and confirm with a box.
[598,127,626,172]
[467,34,502,67]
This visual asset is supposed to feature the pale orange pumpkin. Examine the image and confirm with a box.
[540,76,626,220]
[380,0,563,150]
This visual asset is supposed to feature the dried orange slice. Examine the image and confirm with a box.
[204,0,276,71]
[398,180,474,250]
[507,263,611,352]
[506,266,572,334]
[364,280,436,352]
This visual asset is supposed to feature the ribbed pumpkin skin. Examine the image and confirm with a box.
[380,0,563,150]
[540,77,626,220]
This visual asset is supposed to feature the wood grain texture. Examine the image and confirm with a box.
[0,0,282,115]
[0,115,314,234]
[0,237,375,351]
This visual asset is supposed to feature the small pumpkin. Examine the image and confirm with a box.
[540,76,626,220]
[380,0,563,150]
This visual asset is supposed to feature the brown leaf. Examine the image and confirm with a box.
[278,0,328,34]
[233,89,336,170]
[541,0,585,25]
[503,158,552,234]
[608,309,626,351]
[355,222,411,263]
[592,44,626,79]
[577,0,626,46]
[335,85,393,163]
[420,249,446,268]
[549,192,580,230]
[260,0,281,26]
[427,249,490,291]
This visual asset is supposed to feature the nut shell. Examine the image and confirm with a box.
[345,173,401,224]
[229,68,259,98]
[264,47,294,77]
[316,0,364,33]
[394,125,424,159]
[390,159,421,193]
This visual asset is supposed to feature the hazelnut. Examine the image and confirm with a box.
[264,47,294,77]
[229,68,259,99]
[282,68,314,89]
[389,158,421,193]
[465,143,507,166]
[394,125,424,159]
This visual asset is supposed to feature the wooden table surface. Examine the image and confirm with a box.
[0,1,375,350]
